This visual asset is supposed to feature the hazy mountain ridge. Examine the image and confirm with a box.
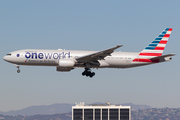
[1,108,180,120]
[0,103,151,116]
[0,103,74,116]
[120,103,152,111]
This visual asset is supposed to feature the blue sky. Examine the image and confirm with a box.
[0,0,180,111]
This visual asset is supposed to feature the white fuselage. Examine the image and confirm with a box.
[3,49,157,69]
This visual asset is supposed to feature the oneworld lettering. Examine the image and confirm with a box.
[25,52,70,59]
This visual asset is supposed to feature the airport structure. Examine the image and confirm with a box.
[72,102,131,120]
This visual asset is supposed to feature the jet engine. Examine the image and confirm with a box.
[58,59,75,67]
[56,59,75,72]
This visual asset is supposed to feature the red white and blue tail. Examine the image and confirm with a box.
[139,28,173,57]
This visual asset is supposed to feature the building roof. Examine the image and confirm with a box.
[72,102,131,109]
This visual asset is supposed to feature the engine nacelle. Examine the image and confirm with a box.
[56,59,75,72]
[58,59,75,67]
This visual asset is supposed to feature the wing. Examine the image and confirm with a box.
[150,54,176,60]
[76,45,123,62]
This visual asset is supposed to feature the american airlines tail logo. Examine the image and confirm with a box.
[25,52,70,59]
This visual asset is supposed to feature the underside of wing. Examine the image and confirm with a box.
[76,45,123,62]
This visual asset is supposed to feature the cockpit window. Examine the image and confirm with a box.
[7,53,11,56]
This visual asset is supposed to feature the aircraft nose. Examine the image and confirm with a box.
[3,56,11,62]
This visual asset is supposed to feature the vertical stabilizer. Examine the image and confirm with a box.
[139,28,172,57]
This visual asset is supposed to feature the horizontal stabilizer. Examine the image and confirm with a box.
[150,54,176,60]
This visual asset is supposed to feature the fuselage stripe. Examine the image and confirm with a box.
[133,58,159,63]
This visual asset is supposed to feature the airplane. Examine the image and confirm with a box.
[3,28,175,78]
